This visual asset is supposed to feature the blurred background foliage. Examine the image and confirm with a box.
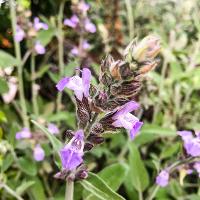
[0,0,200,199]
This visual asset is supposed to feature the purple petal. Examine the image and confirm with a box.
[156,170,169,187]
[82,68,91,98]
[78,2,90,12]
[84,19,96,33]
[177,130,193,141]
[113,101,140,118]
[35,41,45,54]
[16,128,31,139]
[74,129,84,140]
[48,123,59,135]
[71,47,79,55]
[56,77,70,91]
[33,144,45,161]
[82,40,90,49]
[129,121,143,140]
[14,26,25,42]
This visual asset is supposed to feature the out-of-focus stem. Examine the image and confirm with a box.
[31,54,39,116]
[56,1,65,111]
[9,0,29,128]
[65,179,74,200]
[125,0,134,39]
[148,185,159,200]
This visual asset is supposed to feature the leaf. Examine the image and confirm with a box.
[18,157,37,176]
[98,163,129,191]
[28,177,46,200]
[37,28,55,46]
[34,64,51,79]
[16,181,35,195]
[0,50,19,68]
[0,78,9,94]
[31,120,62,153]
[0,110,7,123]
[80,172,125,200]
[1,153,14,172]
[128,143,149,192]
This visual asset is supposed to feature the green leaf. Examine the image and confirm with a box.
[1,153,14,172]
[98,163,129,191]
[28,177,46,200]
[37,28,55,46]
[31,120,62,153]
[0,50,19,68]
[16,181,35,195]
[0,111,7,123]
[0,78,9,94]
[34,64,51,79]
[128,143,149,192]
[18,157,37,176]
[80,172,125,200]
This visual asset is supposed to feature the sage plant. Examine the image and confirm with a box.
[55,35,161,199]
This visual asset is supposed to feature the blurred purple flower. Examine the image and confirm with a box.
[35,41,45,54]
[84,19,96,33]
[156,170,169,187]
[14,25,25,42]
[71,40,90,56]
[78,2,90,12]
[48,123,59,135]
[56,68,91,101]
[15,128,31,140]
[60,130,84,170]
[33,144,45,161]
[112,101,143,140]
[33,17,48,31]
[64,15,79,28]
[178,130,200,157]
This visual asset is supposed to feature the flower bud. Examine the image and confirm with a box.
[124,35,161,63]
[84,143,94,151]
[87,134,105,144]
[75,169,88,180]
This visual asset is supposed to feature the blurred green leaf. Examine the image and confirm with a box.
[18,157,37,176]
[34,64,51,79]
[37,28,55,46]
[128,143,149,192]
[80,172,125,200]
[0,111,7,123]
[0,78,9,94]
[16,181,35,196]
[1,153,14,172]
[0,50,19,68]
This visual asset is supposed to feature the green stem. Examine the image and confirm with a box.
[65,179,74,200]
[148,185,159,200]
[138,190,143,200]
[31,54,39,116]
[0,183,24,200]
[56,1,65,111]
[125,0,134,39]
[9,0,29,128]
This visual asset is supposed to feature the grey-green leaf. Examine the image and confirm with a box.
[80,172,125,200]
[128,143,149,192]
[0,50,19,68]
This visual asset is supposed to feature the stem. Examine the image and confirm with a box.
[0,183,24,200]
[9,0,29,128]
[85,113,99,137]
[56,1,65,111]
[31,54,39,116]
[148,185,159,200]
[138,190,143,200]
[65,179,74,200]
[125,0,134,39]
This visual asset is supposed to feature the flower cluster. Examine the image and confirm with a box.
[63,0,96,58]
[156,130,200,188]
[15,123,59,162]
[56,35,161,180]
[14,5,47,54]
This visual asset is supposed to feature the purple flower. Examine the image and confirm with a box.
[60,130,84,170]
[84,19,96,33]
[112,101,143,140]
[64,15,79,28]
[178,130,200,157]
[33,144,45,161]
[16,128,32,140]
[48,123,59,135]
[56,68,91,101]
[71,41,90,56]
[156,170,169,187]
[70,47,79,56]
[35,41,46,54]
[78,2,90,12]
[82,40,90,49]
[14,26,25,42]
[33,17,48,31]
[194,162,200,177]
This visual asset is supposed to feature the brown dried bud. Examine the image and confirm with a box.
[138,60,158,75]
[76,96,91,129]
[84,143,94,151]
[87,134,105,144]
[90,122,104,134]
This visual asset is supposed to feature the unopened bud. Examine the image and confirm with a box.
[87,134,104,144]
[84,143,94,151]
[76,170,88,180]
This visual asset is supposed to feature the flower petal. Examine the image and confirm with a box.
[56,77,70,91]
[82,68,91,98]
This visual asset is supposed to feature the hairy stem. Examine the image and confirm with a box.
[125,0,134,39]
[56,1,65,111]
[31,54,39,116]
[9,0,29,128]
[65,178,74,200]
